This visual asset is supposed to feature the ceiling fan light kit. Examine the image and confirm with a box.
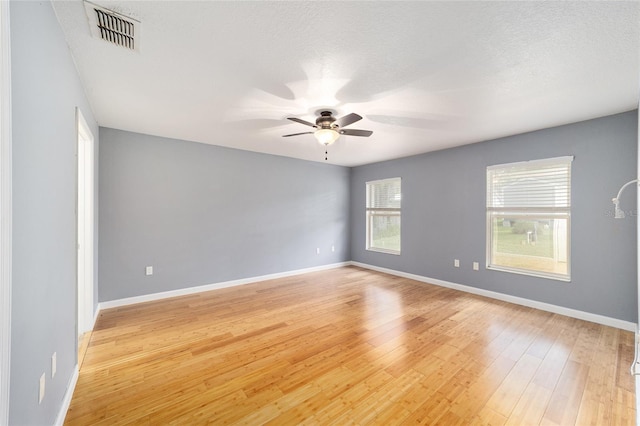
[314,128,340,146]
[283,110,373,161]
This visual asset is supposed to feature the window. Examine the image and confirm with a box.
[486,156,572,281]
[366,177,401,255]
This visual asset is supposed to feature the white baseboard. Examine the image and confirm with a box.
[99,262,350,311]
[90,304,99,330]
[54,365,79,426]
[350,261,636,332]
[98,260,636,331]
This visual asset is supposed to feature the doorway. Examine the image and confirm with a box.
[76,108,94,361]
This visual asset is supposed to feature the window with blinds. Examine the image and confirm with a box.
[366,177,401,255]
[486,156,573,281]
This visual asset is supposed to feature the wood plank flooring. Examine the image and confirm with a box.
[64,266,636,425]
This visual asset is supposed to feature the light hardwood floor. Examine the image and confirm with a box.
[64,266,636,425]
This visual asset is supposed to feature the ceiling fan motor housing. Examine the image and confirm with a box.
[316,111,337,129]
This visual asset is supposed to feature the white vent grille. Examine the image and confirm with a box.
[84,1,140,52]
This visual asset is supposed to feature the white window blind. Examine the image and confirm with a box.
[487,156,572,212]
[367,178,401,210]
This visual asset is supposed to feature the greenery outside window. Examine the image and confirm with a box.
[486,157,573,281]
[366,177,401,255]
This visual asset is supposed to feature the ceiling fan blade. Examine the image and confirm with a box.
[339,129,373,137]
[335,113,362,128]
[282,132,314,137]
[287,117,316,127]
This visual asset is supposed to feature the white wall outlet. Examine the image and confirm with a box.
[39,373,45,404]
[316,248,320,255]
[473,262,479,271]
[454,259,460,268]
[331,245,335,252]
[145,266,153,276]
[51,352,56,378]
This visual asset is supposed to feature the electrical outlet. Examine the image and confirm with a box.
[331,245,335,252]
[39,373,45,404]
[145,266,153,276]
[454,259,460,268]
[51,352,56,378]
[316,248,320,255]
[473,262,479,271]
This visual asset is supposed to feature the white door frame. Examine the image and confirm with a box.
[76,109,94,338]
[0,0,12,423]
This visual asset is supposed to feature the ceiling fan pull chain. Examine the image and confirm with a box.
[325,149,328,161]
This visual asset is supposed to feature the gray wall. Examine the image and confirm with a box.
[10,1,99,425]
[351,111,638,323]
[98,128,350,301]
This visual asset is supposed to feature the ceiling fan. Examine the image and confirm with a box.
[283,111,373,146]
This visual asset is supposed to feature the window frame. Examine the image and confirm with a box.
[366,177,401,255]
[486,156,573,282]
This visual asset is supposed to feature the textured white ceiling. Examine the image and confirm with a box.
[52,1,639,167]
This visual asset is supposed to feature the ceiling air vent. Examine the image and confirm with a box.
[84,1,141,52]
